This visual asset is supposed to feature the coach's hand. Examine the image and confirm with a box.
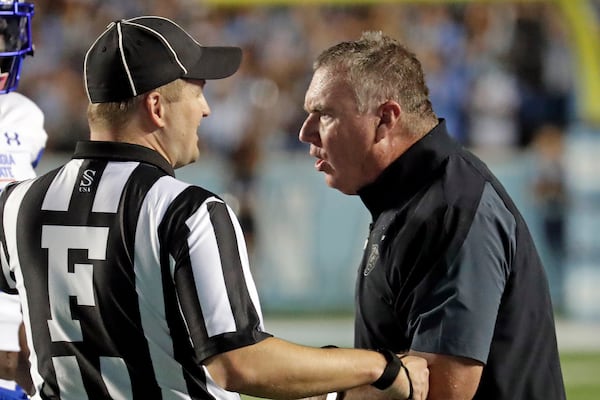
[384,354,429,400]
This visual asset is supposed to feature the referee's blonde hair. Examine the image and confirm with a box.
[87,79,186,131]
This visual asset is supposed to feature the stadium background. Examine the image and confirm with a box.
[24,0,600,398]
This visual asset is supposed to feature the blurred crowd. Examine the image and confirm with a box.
[23,0,576,227]
[20,0,580,312]
[22,0,575,154]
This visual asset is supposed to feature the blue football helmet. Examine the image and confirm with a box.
[0,0,33,94]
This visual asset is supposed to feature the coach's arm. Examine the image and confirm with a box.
[407,350,482,400]
[339,350,482,400]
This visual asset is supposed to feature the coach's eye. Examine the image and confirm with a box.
[320,114,332,123]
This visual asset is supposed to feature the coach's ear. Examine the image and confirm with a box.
[144,90,166,129]
[375,100,401,143]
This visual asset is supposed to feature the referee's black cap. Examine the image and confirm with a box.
[84,16,242,104]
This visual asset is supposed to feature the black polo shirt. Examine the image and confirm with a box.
[355,120,565,399]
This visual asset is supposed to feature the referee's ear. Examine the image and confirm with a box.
[144,90,166,129]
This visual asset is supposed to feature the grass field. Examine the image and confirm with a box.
[239,351,600,400]
[561,351,600,400]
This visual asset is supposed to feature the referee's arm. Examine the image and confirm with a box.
[204,336,428,400]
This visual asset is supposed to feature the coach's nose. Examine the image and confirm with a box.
[299,113,320,146]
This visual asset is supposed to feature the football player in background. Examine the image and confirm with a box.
[0,1,47,398]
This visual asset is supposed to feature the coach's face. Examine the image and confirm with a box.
[299,67,381,195]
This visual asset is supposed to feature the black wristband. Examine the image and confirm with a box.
[371,349,402,390]
[399,355,414,400]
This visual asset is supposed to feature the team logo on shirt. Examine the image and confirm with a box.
[363,244,379,276]
[4,132,21,146]
[79,169,97,193]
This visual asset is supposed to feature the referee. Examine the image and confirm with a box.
[0,16,429,400]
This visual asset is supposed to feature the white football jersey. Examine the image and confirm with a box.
[0,92,46,382]
[0,91,47,191]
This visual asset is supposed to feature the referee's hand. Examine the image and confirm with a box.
[385,354,429,400]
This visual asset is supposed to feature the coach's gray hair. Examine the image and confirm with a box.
[314,31,437,132]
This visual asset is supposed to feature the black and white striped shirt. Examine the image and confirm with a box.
[0,141,272,399]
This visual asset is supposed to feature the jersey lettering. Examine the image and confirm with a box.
[0,153,15,179]
[0,153,15,164]
[42,225,108,342]
[41,225,134,396]
[0,166,13,178]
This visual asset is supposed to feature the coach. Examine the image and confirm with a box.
[300,31,566,399]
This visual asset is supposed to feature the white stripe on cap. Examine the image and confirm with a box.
[116,22,138,97]
[124,20,188,75]
[83,21,116,102]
